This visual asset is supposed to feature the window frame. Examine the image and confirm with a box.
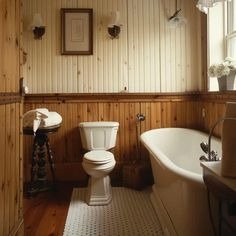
[226,0,236,60]
[207,2,226,91]
[207,1,236,92]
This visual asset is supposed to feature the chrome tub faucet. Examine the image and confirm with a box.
[200,116,236,162]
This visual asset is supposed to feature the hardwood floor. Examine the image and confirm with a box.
[23,183,81,236]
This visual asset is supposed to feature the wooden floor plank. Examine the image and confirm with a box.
[24,183,75,236]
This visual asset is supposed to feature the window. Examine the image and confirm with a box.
[227,0,236,59]
[208,0,236,91]
[208,2,225,91]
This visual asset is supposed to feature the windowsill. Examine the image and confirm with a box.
[199,91,236,102]
[205,90,236,94]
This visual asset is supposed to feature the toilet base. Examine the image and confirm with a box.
[86,175,112,206]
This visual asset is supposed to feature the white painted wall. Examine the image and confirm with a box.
[23,0,202,93]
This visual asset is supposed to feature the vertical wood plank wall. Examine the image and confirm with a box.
[23,93,236,184]
[22,0,202,93]
[23,94,199,183]
[198,94,236,137]
[0,104,23,236]
[0,0,24,235]
[0,0,20,93]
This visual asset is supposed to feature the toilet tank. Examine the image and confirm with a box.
[79,121,119,150]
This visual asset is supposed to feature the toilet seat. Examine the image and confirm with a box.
[83,150,114,164]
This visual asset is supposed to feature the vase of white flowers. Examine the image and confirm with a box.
[208,58,236,91]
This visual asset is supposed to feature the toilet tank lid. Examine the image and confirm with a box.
[79,121,119,128]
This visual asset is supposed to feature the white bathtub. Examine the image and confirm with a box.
[140,128,221,236]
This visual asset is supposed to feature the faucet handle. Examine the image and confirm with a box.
[210,150,221,161]
[199,155,208,162]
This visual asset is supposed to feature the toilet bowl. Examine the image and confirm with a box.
[79,121,119,205]
[82,150,116,178]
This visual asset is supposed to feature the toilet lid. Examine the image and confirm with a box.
[83,150,114,164]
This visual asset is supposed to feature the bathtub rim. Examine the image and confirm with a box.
[140,128,221,186]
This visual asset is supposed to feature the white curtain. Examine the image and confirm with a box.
[196,0,231,13]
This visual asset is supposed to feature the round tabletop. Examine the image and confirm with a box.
[23,124,61,135]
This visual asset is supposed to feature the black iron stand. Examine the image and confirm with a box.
[24,125,60,197]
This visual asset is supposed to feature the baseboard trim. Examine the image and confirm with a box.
[24,162,87,182]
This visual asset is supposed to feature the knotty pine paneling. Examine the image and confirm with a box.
[0,103,23,236]
[0,0,24,235]
[0,0,21,93]
[22,0,203,93]
[23,95,199,183]
[198,93,236,137]
[0,105,5,236]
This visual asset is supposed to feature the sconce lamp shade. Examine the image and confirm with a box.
[108,11,122,27]
[31,13,44,28]
[108,11,123,39]
[30,13,45,39]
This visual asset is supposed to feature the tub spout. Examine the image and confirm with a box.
[199,116,236,162]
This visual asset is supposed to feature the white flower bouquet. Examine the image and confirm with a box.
[208,57,236,78]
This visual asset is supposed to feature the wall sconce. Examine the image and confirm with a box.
[107,11,123,39]
[168,0,187,28]
[30,13,45,40]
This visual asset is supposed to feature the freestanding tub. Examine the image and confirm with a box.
[140,128,221,236]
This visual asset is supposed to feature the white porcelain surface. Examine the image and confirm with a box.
[140,128,221,236]
[79,121,119,150]
[86,176,113,205]
[79,121,119,128]
[82,155,116,178]
[82,153,116,204]
[84,150,114,164]
[79,122,119,206]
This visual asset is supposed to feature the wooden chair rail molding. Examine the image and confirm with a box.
[25,91,236,103]
[0,93,22,105]
[24,92,200,103]
[200,92,236,103]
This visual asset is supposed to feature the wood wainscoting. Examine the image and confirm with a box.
[24,93,200,184]
[0,103,23,236]
[0,0,24,235]
[198,92,236,137]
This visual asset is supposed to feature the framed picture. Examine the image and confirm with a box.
[61,8,93,55]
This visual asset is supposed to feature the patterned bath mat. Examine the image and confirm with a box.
[63,187,163,236]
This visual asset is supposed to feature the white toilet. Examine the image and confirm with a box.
[79,121,119,205]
